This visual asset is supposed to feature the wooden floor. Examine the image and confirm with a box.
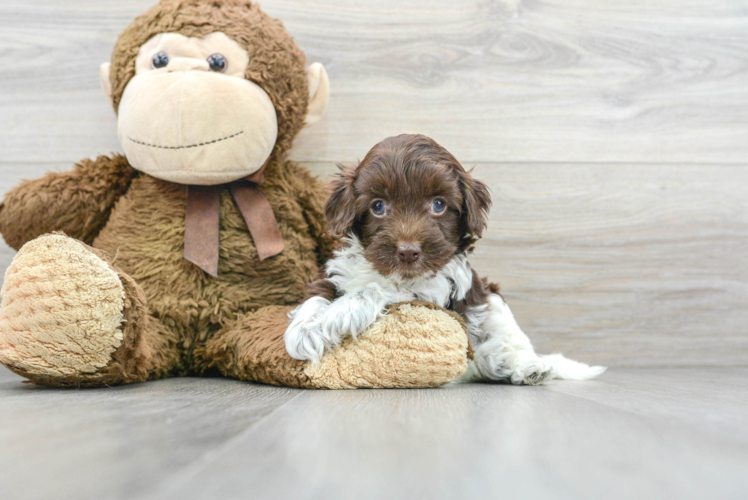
[1,366,746,500]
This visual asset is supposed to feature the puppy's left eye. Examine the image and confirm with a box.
[371,200,386,217]
[431,199,446,215]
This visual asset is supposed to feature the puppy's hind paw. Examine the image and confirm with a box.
[510,357,555,385]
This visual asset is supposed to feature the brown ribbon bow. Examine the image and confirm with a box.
[183,162,284,277]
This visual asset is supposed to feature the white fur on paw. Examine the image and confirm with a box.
[471,340,556,385]
[510,357,555,385]
[285,297,336,363]
[319,296,373,344]
[285,319,324,362]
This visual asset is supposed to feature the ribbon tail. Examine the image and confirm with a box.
[184,185,222,277]
[230,183,284,261]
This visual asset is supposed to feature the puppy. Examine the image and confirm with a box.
[285,134,605,384]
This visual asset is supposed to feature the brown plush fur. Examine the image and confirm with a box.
[92,161,331,377]
[197,305,313,388]
[0,155,136,249]
[0,0,330,386]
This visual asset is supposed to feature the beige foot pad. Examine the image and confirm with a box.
[304,302,470,389]
[0,234,126,378]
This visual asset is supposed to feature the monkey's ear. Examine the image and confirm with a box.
[324,163,358,239]
[304,63,329,126]
[100,63,113,107]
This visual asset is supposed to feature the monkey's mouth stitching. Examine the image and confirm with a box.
[128,131,244,150]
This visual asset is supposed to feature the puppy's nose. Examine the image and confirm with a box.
[397,245,421,263]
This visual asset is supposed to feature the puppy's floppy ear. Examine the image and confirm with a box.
[325,163,359,239]
[457,167,492,240]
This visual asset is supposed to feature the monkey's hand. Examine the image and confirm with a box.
[0,154,136,250]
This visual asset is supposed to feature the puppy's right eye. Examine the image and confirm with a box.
[371,200,386,217]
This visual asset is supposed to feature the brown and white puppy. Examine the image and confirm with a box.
[285,134,605,384]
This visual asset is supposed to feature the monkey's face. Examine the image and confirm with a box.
[112,32,278,185]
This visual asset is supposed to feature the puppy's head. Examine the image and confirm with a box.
[325,134,491,279]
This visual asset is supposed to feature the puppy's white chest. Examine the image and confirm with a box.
[326,239,473,308]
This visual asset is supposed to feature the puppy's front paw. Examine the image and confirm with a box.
[285,297,335,363]
[285,293,382,363]
[319,295,378,343]
[285,318,326,363]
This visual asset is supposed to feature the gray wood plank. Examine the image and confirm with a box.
[1,368,747,500]
[2,161,747,367]
[150,369,748,500]
[0,366,22,383]
[1,0,748,164]
[546,367,748,445]
[0,377,302,500]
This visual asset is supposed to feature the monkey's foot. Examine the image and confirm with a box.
[0,234,147,386]
[304,301,470,389]
[204,301,470,389]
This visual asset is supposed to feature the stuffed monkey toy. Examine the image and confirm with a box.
[0,0,469,388]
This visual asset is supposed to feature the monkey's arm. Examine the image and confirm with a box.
[0,154,137,250]
[284,161,334,266]
[287,161,335,266]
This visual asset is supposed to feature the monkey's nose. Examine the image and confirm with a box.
[397,245,421,263]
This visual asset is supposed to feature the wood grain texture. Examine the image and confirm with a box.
[152,369,748,500]
[0,375,302,500]
[1,368,746,500]
[548,367,748,445]
[0,0,748,163]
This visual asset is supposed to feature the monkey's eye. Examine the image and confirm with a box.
[152,52,169,69]
[207,53,228,73]
[431,199,446,215]
[371,200,386,217]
